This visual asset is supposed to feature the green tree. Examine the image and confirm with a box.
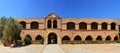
[2,17,22,46]
[3,17,22,40]
[0,16,8,39]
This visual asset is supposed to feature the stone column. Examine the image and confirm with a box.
[108,24,111,30]
[87,24,91,30]
[44,38,47,45]
[116,25,118,31]
[45,19,47,29]
[98,24,101,30]
[39,23,41,29]
[51,20,53,28]
[26,23,30,29]
[58,37,61,45]
[62,24,66,30]
[57,19,61,29]
[103,37,106,41]
[75,23,79,30]
[111,36,114,41]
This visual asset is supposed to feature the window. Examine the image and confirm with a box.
[31,22,39,29]
[67,22,75,30]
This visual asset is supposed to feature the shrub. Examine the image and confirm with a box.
[39,39,44,44]
[62,40,70,44]
[117,40,120,43]
[24,37,31,45]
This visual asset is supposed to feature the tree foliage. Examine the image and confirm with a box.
[0,16,8,38]
[0,17,22,46]
[3,17,22,40]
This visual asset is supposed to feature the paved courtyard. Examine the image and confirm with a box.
[0,44,120,53]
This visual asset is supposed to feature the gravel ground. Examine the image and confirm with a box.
[0,44,120,53]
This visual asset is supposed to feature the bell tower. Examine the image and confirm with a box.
[45,13,61,29]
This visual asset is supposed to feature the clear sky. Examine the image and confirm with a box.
[0,0,120,18]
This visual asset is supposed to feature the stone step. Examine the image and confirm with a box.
[42,44,65,53]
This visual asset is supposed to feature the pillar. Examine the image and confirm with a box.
[116,25,118,31]
[51,20,53,28]
[44,38,47,45]
[108,24,111,30]
[75,23,79,30]
[62,24,66,30]
[87,24,91,30]
[98,24,101,30]
[58,37,61,45]
[39,23,41,29]
[26,23,30,29]
[57,19,61,29]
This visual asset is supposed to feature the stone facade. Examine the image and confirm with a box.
[15,13,120,44]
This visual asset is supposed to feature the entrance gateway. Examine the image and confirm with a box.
[48,33,57,44]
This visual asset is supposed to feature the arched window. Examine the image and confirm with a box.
[31,22,39,29]
[114,36,118,41]
[74,35,82,41]
[111,22,116,30]
[85,35,93,41]
[91,22,98,30]
[102,22,107,30]
[96,35,102,41]
[79,22,87,30]
[47,20,51,28]
[26,34,32,40]
[67,22,75,30]
[62,36,70,41]
[53,20,57,28]
[20,21,26,29]
[105,36,111,41]
[35,35,43,40]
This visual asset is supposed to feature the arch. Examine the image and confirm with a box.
[26,34,32,40]
[67,22,75,30]
[20,21,26,29]
[85,35,93,41]
[91,22,98,30]
[53,20,57,28]
[74,35,82,41]
[62,36,70,41]
[47,20,51,28]
[79,22,87,30]
[35,35,43,40]
[102,22,107,30]
[48,33,57,44]
[105,36,111,41]
[114,36,118,41]
[31,21,39,29]
[96,35,102,41]
[111,22,116,30]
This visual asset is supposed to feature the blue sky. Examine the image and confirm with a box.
[0,0,120,18]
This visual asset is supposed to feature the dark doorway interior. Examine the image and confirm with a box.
[48,33,57,44]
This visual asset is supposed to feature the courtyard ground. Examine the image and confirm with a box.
[0,44,120,53]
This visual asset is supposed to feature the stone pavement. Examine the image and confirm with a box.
[42,44,65,53]
[0,44,45,53]
[0,44,120,53]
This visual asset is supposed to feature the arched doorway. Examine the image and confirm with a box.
[105,36,111,41]
[114,36,118,41]
[48,33,57,44]
[85,35,93,41]
[96,35,102,41]
[62,36,70,41]
[74,35,82,41]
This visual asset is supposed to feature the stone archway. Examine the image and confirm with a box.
[48,33,57,44]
